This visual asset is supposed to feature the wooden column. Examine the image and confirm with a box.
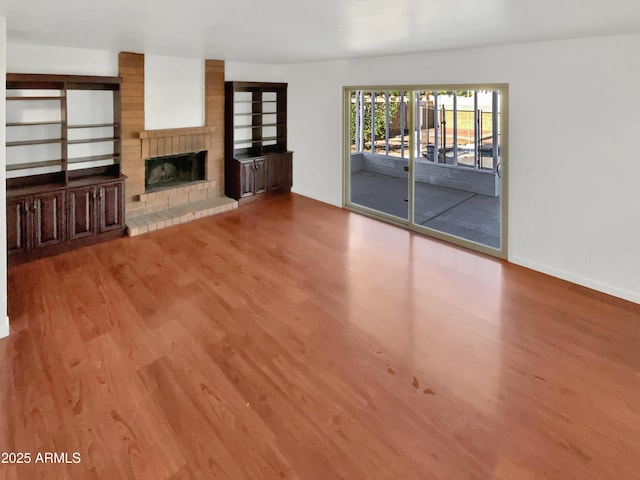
[205,60,225,197]
[118,52,145,215]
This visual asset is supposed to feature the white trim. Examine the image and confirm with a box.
[0,316,9,339]
[510,256,640,305]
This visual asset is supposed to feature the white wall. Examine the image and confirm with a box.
[1,18,8,338]
[144,55,204,130]
[7,43,116,75]
[281,34,640,304]
[225,61,283,82]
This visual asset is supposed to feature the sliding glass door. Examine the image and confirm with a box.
[344,85,507,257]
[346,90,410,222]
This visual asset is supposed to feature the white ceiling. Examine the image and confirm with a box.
[5,0,640,63]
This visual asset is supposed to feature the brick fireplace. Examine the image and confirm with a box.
[118,53,236,236]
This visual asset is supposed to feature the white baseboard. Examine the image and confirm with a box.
[0,316,9,339]
[290,188,341,208]
[510,256,640,305]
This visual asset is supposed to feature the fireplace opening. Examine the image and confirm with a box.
[145,150,206,192]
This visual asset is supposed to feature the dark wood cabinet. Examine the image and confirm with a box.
[239,160,256,198]
[268,153,292,192]
[66,180,125,241]
[6,177,125,265]
[6,190,66,255]
[68,185,97,241]
[254,157,268,195]
[229,154,291,201]
[6,197,29,256]
[98,181,124,232]
[5,73,126,265]
[225,81,292,202]
[33,190,66,250]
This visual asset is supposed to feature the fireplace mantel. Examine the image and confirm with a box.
[139,126,216,139]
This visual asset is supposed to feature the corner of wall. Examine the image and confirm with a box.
[509,255,640,305]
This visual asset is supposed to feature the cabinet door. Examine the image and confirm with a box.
[254,157,268,194]
[33,191,66,250]
[239,161,255,197]
[6,197,30,256]
[268,153,292,192]
[99,180,124,233]
[68,186,97,241]
[282,152,292,190]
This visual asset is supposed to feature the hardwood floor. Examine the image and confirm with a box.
[2,193,640,480]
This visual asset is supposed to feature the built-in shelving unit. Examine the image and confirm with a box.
[224,81,292,202]
[6,73,121,180]
[5,73,126,265]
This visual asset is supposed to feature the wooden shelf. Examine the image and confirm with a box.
[5,72,122,184]
[67,136,119,145]
[67,154,120,164]
[6,96,63,101]
[234,123,284,129]
[68,123,118,129]
[6,138,63,147]
[234,100,278,104]
[7,121,63,127]
[6,160,63,172]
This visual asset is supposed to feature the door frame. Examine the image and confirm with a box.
[342,84,509,259]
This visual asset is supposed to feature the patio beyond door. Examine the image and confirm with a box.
[345,86,506,257]
[347,90,409,221]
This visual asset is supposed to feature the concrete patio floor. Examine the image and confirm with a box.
[350,170,501,248]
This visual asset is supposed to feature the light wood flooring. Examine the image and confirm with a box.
[1,193,640,479]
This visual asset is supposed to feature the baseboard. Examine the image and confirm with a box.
[510,256,640,305]
[290,188,341,207]
[0,316,9,339]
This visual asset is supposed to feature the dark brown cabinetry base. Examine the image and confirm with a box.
[225,152,292,202]
[7,175,126,265]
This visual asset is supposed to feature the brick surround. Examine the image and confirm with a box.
[136,125,220,211]
[117,54,233,234]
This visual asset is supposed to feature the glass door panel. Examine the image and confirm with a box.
[347,89,409,221]
[412,89,503,250]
